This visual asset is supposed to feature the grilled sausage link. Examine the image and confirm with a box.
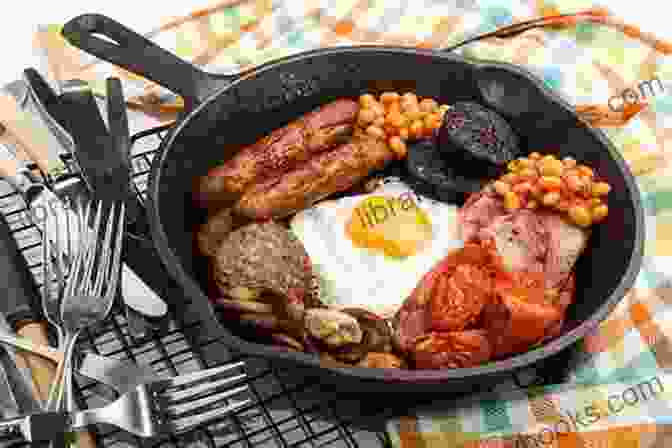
[196,99,359,203]
[233,135,395,220]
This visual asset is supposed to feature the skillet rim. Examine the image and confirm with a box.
[147,45,645,383]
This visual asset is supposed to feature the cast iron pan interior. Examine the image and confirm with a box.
[62,15,644,390]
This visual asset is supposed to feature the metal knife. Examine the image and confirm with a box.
[0,314,158,396]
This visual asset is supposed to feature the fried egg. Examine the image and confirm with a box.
[289,179,463,318]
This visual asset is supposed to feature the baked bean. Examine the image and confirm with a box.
[518,158,534,169]
[359,94,376,108]
[592,204,609,222]
[419,98,438,113]
[503,192,521,210]
[365,125,385,139]
[501,173,518,184]
[589,198,602,207]
[565,174,584,193]
[385,101,401,116]
[493,180,511,196]
[384,125,399,136]
[409,120,424,138]
[519,168,538,180]
[577,165,594,178]
[562,157,577,168]
[358,109,376,125]
[389,136,407,158]
[539,158,565,177]
[424,113,441,130]
[591,182,611,197]
[542,191,561,207]
[386,111,405,127]
[539,176,564,191]
[513,182,532,194]
[401,92,418,104]
[371,103,385,118]
[569,205,592,228]
[381,92,400,104]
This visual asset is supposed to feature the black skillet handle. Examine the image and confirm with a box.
[61,14,235,109]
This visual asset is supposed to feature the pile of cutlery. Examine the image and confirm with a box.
[0,72,250,444]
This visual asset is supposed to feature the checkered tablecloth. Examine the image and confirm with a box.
[33,0,672,446]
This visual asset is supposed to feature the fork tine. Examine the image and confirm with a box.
[62,204,87,300]
[166,384,250,417]
[81,199,104,296]
[103,201,125,299]
[170,398,251,433]
[165,361,246,389]
[93,201,116,297]
[164,373,247,403]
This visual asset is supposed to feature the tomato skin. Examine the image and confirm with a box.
[413,330,492,369]
[394,239,572,368]
[482,293,563,358]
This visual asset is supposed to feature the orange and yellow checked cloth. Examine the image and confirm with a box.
[33,0,672,446]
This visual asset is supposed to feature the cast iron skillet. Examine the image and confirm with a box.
[61,14,644,393]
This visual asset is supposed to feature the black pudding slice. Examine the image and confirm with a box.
[405,139,486,203]
[438,101,521,178]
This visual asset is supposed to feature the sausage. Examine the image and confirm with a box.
[196,99,359,203]
[233,135,395,219]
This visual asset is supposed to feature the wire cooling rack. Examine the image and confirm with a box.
[0,123,390,448]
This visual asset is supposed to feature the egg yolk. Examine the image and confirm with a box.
[345,195,433,258]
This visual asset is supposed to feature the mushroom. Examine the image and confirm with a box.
[341,308,393,353]
[214,297,274,314]
[304,308,363,348]
[357,352,406,369]
[271,333,304,351]
[330,343,368,364]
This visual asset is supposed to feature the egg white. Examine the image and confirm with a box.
[290,180,463,318]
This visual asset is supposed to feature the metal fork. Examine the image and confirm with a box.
[70,361,250,437]
[38,195,81,347]
[46,198,125,412]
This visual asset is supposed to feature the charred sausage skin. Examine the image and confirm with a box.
[196,99,359,203]
[233,135,394,220]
